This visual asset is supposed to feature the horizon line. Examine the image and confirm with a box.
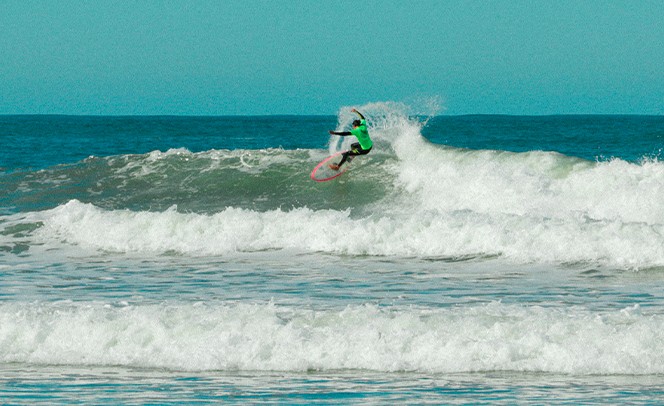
[1,113,662,118]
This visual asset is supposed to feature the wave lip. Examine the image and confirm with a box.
[1,302,662,375]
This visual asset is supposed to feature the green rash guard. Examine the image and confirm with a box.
[349,119,373,150]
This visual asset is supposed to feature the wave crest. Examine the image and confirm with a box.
[1,301,662,374]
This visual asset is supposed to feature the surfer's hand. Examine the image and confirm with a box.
[329,130,335,135]
[351,108,357,113]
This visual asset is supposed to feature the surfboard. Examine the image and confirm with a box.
[310,151,350,182]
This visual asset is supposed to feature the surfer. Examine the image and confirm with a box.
[328,108,373,170]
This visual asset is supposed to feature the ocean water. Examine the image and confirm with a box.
[1,103,664,403]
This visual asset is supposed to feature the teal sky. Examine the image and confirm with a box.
[1,0,663,115]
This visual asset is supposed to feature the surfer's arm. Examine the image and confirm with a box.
[329,130,352,136]
[351,108,365,120]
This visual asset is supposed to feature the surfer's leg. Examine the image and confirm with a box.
[331,143,369,170]
[342,144,371,166]
[337,152,351,167]
[336,143,361,168]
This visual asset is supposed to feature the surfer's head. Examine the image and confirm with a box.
[352,119,362,127]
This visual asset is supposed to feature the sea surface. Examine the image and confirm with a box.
[1,102,664,404]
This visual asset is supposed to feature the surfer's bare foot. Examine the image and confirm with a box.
[329,163,340,171]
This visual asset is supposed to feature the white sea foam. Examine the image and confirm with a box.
[0,197,653,268]
[1,301,662,374]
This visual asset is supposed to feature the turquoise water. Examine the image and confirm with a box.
[1,103,664,403]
